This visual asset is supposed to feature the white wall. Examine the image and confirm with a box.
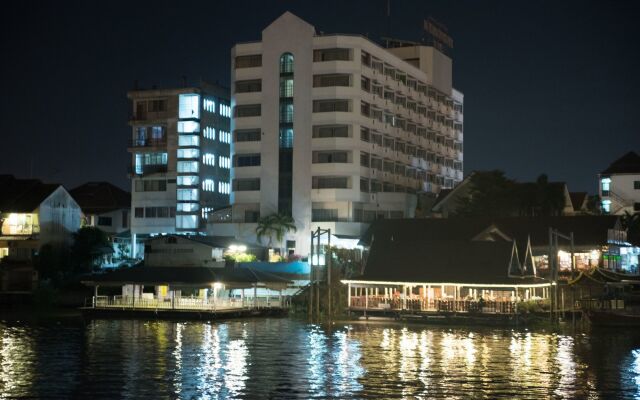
[37,186,81,245]
[145,236,225,267]
[603,174,640,214]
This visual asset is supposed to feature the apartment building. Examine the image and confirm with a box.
[128,83,231,251]
[214,12,463,256]
[599,151,640,215]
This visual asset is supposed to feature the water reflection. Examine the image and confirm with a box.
[2,318,640,398]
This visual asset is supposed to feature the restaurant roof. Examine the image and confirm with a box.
[362,215,621,248]
[357,240,546,286]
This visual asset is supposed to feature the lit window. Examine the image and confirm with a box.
[202,153,215,166]
[218,156,230,169]
[177,176,199,186]
[177,203,199,212]
[219,104,231,118]
[202,179,215,192]
[203,127,216,140]
[218,181,230,194]
[178,135,199,146]
[601,178,611,193]
[179,94,200,119]
[219,131,231,144]
[178,121,200,133]
[203,98,216,112]
[602,199,611,213]
[177,188,199,201]
[135,154,143,174]
[177,148,199,159]
[177,161,199,173]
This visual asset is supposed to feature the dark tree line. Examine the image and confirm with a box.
[454,171,589,217]
[35,226,110,285]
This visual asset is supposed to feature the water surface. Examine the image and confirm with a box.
[1,316,640,399]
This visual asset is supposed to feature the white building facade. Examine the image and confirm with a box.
[213,12,463,256]
[128,83,231,252]
[599,151,640,215]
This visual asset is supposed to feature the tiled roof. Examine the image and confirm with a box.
[569,192,588,211]
[601,151,640,174]
[0,175,61,213]
[70,182,130,215]
[362,215,621,248]
[359,240,545,285]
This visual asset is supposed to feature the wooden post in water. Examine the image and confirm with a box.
[327,229,332,321]
[570,232,576,329]
[316,227,321,319]
[309,231,314,320]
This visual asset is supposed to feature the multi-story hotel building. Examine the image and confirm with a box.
[213,12,463,256]
[128,83,231,252]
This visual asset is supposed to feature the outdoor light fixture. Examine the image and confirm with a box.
[228,244,247,252]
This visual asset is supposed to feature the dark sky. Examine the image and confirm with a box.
[1,0,639,193]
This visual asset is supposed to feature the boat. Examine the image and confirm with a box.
[586,310,640,327]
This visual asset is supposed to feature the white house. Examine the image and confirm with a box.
[599,151,640,215]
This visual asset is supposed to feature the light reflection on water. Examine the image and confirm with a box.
[1,318,640,399]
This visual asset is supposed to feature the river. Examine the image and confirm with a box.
[1,315,640,399]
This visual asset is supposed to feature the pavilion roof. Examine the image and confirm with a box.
[356,240,547,286]
[82,266,291,287]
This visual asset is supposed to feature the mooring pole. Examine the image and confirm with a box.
[316,227,321,319]
[570,231,576,329]
[327,228,332,321]
[309,230,314,320]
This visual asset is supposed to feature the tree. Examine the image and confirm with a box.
[622,211,640,246]
[454,171,567,217]
[454,170,517,217]
[71,227,111,274]
[255,213,297,252]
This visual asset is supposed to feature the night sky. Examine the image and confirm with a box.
[1,0,639,193]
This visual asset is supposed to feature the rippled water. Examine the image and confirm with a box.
[1,316,640,399]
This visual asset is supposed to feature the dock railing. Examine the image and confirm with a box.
[349,296,518,314]
[91,294,287,311]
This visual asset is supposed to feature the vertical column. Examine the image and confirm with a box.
[347,282,351,308]
[364,287,368,309]
[253,283,257,309]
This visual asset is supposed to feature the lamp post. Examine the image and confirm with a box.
[310,227,331,321]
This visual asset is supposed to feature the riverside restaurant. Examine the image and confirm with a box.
[343,240,552,315]
[81,265,292,313]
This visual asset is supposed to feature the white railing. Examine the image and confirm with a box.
[92,295,287,311]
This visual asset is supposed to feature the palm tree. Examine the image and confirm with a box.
[255,213,297,252]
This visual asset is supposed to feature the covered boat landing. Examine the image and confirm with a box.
[81,265,292,319]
